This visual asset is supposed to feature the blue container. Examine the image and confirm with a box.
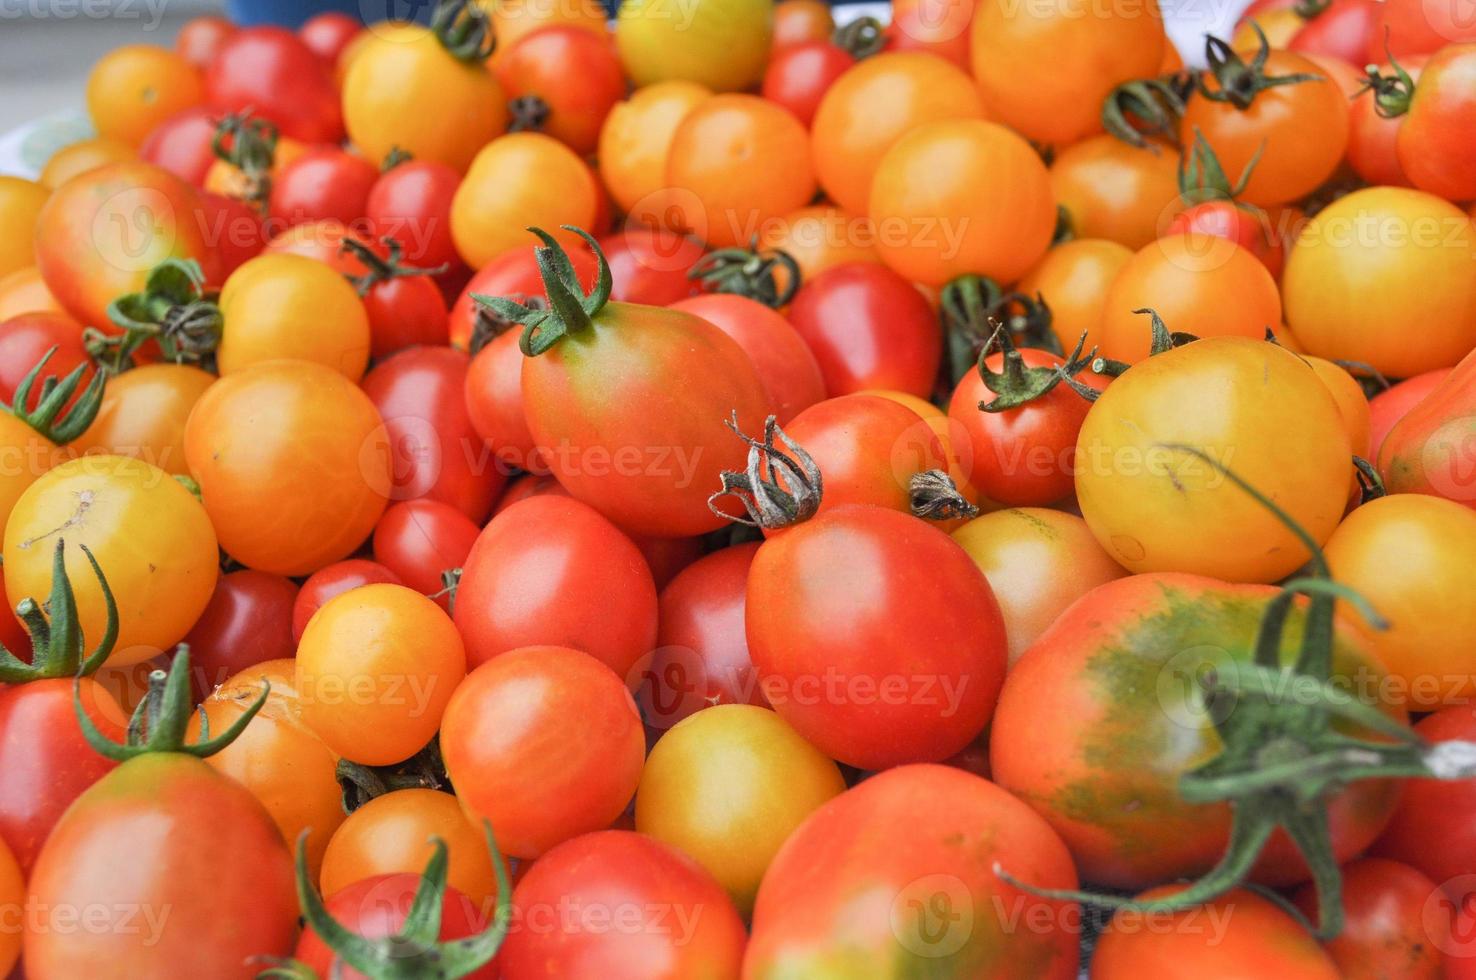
[225,0,438,28]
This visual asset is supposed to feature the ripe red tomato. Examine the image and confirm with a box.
[1292,858,1449,979]
[499,831,747,977]
[748,765,1080,978]
[1373,707,1476,892]
[1287,0,1380,65]
[352,243,452,358]
[363,346,504,524]
[298,11,362,67]
[747,504,1007,769]
[761,41,855,126]
[268,146,378,228]
[464,331,542,475]
[206,26,343,143]
[787,263,941,399]
[601,226,706,306]
[454,495,658,677]
[200,191,267,276]
[0,311,89,412]
[442,645,646,858]
[1378,347,1476,507]
[496,26,626,155]
[138,106,219,186]
[292,559,403,642]
[636,542,766,732]
[181,569,298,701]
[1368,0,1476,62]
[670,294,826,423]
[366,159,464,272]
[1348,56,1425,187]
[372,499,480,611]
[175,14,236,68]
[295,873,496,980]
[1166,199,1289,279]
[1368,368,1452,461]
[448,243,598,351]
[1393,44,1476,202]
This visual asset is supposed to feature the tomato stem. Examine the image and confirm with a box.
[1358,53,1416,119]
[431,0,495,64]
[507,94,551,134]
[832,16,885,59]
[941,275,1060,386]
[708,414,823,530]
[342,237,448,298]
[1178,128,1265,208]
[1102,75,1188,150]
[210,111,278,213]
[101,259,223,371]
[688,239,801,309]
[473,226,612,357]
[1198,24,1321,110]
[336,738,450,813]
[0,540,116,684]
[8,345,107,443]
[975,325,1093,413]
[908,470,978,522]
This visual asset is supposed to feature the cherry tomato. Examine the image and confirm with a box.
[263,217,378,276]
[454,495,658,676]
[86,44,204,149]
[1394,44,1476,202]
[1283,187,1476,378]
[670,294,826,423]
[72,363,209,477]
[319,788,498,912]
[887,0,977,67]
[442,645,646,858]
[496,26,625,156]
[180,569,297,701]
[601,227,706,306]
[372,499,480,610]
[598,80,711,216]
[184,360,392,576]
[449,242,598,350]
[1018,238,1133,353]
[175,14,236,68]
[1348,56,1425,187]
[1292,858,1448,979]
[186,660,345,879]
[463,332,542,475]
[207,26,343,143]
[500,830,747,977]
[762,41,855,127]
[299,11,363,67]
[451,133,598,268]
[38,136,136,190]
[1372,706,1476,893]
[0,310,89,413]
[757,205,882,294]
[297,582,465,766]
[366,158,463,272]
[616,0,771,91]
[0,176,49,281]
[267,146,378,228]
[787,262,941,399]
[971,0,1165,146]
[1050,135,1183,250]
[0,266,64,321]
[748,504,1007,769]
[1167,198,1289,279]
[485,0,609,71]
[748,765,1080,978]
[1368,367,1452,461]
[217,252,371,380]
[1368,0,1476,62]
[773,0,834,47]
[293,559,403,642]
[138,106,219,186]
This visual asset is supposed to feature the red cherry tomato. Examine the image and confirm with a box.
[268,147,379,228]
[181,569,299,702]
[354,248,451,359]
[1292,857,1449,979]
[291,559,403,642]
[373,499,481,611]
[1368,368,1453,461]
[453,495,658,678]
[199,191,268,277]
[362,346,503,524]
[670,294,826,423]
[464,331,542,475]
[1368,0,1476,62]
[448,244,598,351]
[1166,199,1288,278]
[1287,0,1380,65]
[366,159,464,272]
[787,262,941,398]
[601,227,706,306]
[263,218,378,276]
[176,15,236,69]
[1373,706,1476,894]
[496,26,626,156]
[0,311,90,412]
[761,41,855,127]
[139,106,220,186]
[206,26,344,143]
[1395,44,1476,201]
[298,11,363,68]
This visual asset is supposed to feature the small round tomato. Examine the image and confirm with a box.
[1093,887,1338,978]
[453,495,658,675]
[207,26,343,143]
[0,177,49,280]
[1369,0,1476,62]
[293,559,403,642]
[811,51,984,215]
[773,0,834,47]
[449,242,598,350]
[1348,57,1425,187]
[598,80,711,216]
[463,332,541,474]
[343,21,506,173]
[1292,858,1448,979]
[1373,707,1476,892]
[601,227,706,306]
[1050,135,1182,250]
[757,205,882,292]
[1018,238,1133,353]
[637,704,845,914]
[34,161,221,335]
[138,106,219,186]
[38,137,136,190]
[366,158,463,271]
[500,830,747,976]
[200,191,268,276]
[217,253,371,380]
[72,362,214,476]
[670,294,826,423]
[175,14,235,68]
[952,508,1126,664]
[297,583,465,766]
[299,11,362,66]
[1368,368,1452,460]
[180,569,297,700]
[1181,48,1350,206]
[761,41,855,127]
[0,266,64,320]
[665,94,816,249]
[319,789,498,912]
[442,646,645,858]
[970,0,1165,146]
[485,0,609,70]
[887,0,977,67]
[1167,198,1289,278]
[185,660,344,879]
[184,360,392,576]
[450,133,597,268]
[86,45,204,148]
[5,456,217,666]
[1394,44,1476,202]
[267,147,378,228]
[497,26,625,156]
[1075,338,1350,583]
[617,0,771,91]
[871,119,1056,286]
[1283,187,1476,378]
[1097,236,1283,363]
[0,310,89,412]
[261,217,375,276]
[372,500,480,609]
[787,262,940,399]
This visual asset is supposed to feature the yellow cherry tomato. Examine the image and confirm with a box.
[598,80,711,216]
[86,45,205,148]
[38,138,136,190]
[616,0,773,92]
[72,363,214,476]
[451,132,598,269]
[635,704,845,914]
[186,660,345,880]
[4,455,218,666]
[0,177,49,279]
[1017,238,1134,354]
[0,412,61,541]
[216,254,370,381]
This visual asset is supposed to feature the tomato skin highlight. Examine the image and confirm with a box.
[1291,858,1449,980]
[747,764,1081,979]
[746,504,1007,769]
[990,573,1404,891]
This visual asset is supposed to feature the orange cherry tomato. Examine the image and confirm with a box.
[38,138,135,190]
[598,80,711,216]
[86,45,205,148]
[0,178,49,280]
[810,52,984,216]
[72,363,215,476]
[773,0,834,47]
[887,0,978,68]
[870,119,1055,287]
[757,205,881,295]
[216,254,371,381]
[1017,238,1134,354]
[0,267,63,320]
[1050,135,1181,250]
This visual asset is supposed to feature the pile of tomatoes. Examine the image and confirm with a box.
[1,0,1476,975]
